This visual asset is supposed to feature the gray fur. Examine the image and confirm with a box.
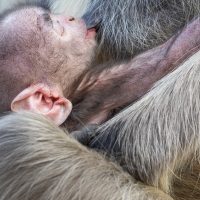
[91,50,200,193]
[0,112,171,200]
[83,0,200,60]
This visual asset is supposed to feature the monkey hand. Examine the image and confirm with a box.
[70,124,99,146]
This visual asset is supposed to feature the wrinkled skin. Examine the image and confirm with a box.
[0,3,96,120]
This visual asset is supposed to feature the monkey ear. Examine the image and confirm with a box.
[11,83,72,125]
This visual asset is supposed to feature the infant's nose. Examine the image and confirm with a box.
[67,16,75,22]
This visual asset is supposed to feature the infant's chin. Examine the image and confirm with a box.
[86,28,96,39]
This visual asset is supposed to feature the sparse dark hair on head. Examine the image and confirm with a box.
[0,0,52,23]
[0,0,53,113]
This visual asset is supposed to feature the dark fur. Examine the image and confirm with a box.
[83,0,200,62]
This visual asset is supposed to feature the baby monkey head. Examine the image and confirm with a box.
[0,3,96,124]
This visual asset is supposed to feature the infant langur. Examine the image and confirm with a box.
[0,2,96,124]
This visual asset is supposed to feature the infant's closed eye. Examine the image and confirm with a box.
[53,20,65,36]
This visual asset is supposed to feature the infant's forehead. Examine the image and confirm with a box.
[0,6,52,51]
[0,1,52,28]
[2,7,44,27]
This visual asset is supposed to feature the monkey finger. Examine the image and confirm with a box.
[70,124,99,145]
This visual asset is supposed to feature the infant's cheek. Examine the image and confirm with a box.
[53,21,65,36]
